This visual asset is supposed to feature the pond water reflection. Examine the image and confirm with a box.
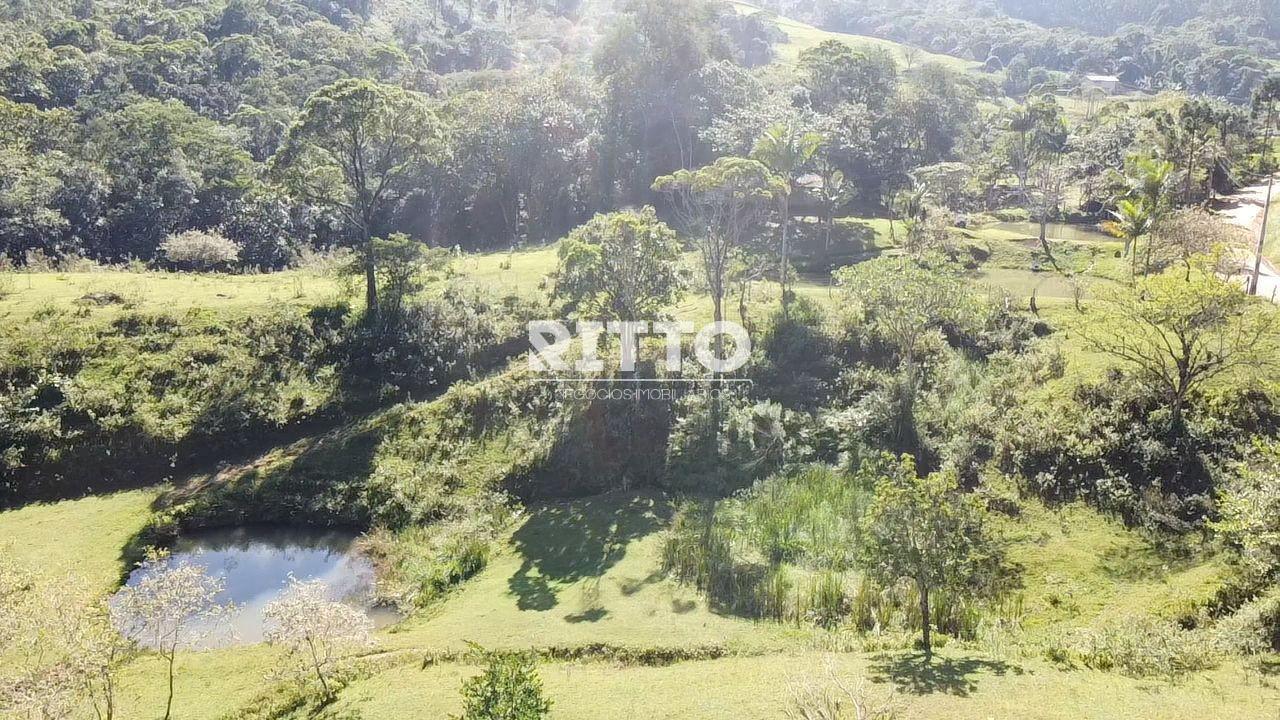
[119,525,399,646]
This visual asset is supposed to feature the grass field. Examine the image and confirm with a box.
[334,650,1276,720]
[380,491,791,653]
[0,488,159,591]
[4,226,1278,718]
[4,486,1277,719]
[0,267,348,321]
[0,216,1121,330]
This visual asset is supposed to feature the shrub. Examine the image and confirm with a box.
[751,296,838,410]
[785,655,900,720]
[1,305,350,504]
[341,284,536,397]
[159,229,241,270]
[999,372,1278,530]
[359,497,512,608]
[458,648,551,720]
[664,396,799,494]
[1212,590,1280,655]
[1053,616,1219,678]
[1214,439,1280,582]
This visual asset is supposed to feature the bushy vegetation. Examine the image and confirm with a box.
[1046,616,1219,679]
[4,0,1280,716]
[0,282,534,505]
[458,647,552,720]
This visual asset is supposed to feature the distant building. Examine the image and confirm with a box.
[1081,74,1120,95]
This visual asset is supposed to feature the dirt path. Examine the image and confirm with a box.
[1215,177,1275,232]
[1213,174,1279,301]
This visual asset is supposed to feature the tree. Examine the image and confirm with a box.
[263,576,375,696]
[751,122,822,314]
[159,229,241,271]
[1108,198,1153,281]
[357,233,451,322]
[594,0,732,202]
[999,96,1068,267]
[271,79,447,318]
[860,456,1003,659]
[1214,439,1280,583]
[1082,263,1279,429]
[653,157,785,352]
[0,558,81,719]
[835,258,969,451]
[554,207,685,322]
[458,648,551,720]
[1118,155,1176,277]
[111,551,230,720]
[798,40,897,113]
[912,162,973,212]
[810,154,851,264]
[834,257,967,383]
[1151,208,1238,279]
[0,557,135,720]
[1152,99,1219,204]
[90,100,253,261]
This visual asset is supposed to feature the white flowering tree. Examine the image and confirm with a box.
[0,557,134,720]
[111,551,230,720]
[263,576,375,696]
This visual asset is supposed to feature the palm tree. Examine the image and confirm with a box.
[752,122,822,315]
[1118,157,1172,277]
[1110,198,1153,281]
[893,186,927,253]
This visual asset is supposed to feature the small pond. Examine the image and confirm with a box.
[119,525,400,646]
[987,221,1115,244]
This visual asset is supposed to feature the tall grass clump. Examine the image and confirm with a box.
[661,463,1013,638]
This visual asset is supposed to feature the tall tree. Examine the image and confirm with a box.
[1153,99,1219,204]
[1109,197,1153,281]
[594,0,731,202]
[798,39,898,113]
[835,257,968,450]
[653,157,784,349]
[1000,95,1068,266]
[751,122,821,314]
[271,79,446,317]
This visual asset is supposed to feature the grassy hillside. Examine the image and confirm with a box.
[733,2,983,74]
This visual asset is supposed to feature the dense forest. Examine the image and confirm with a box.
[2,0,1280,718]
[765,0,1279,99]
[1,0,1273,266]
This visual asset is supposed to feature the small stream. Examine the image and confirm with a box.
[118,525,400,646]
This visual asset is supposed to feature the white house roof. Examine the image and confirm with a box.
[1085,74,1120,82]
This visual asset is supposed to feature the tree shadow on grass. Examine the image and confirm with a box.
[868,652,1024,697]
[507,491,667,611]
